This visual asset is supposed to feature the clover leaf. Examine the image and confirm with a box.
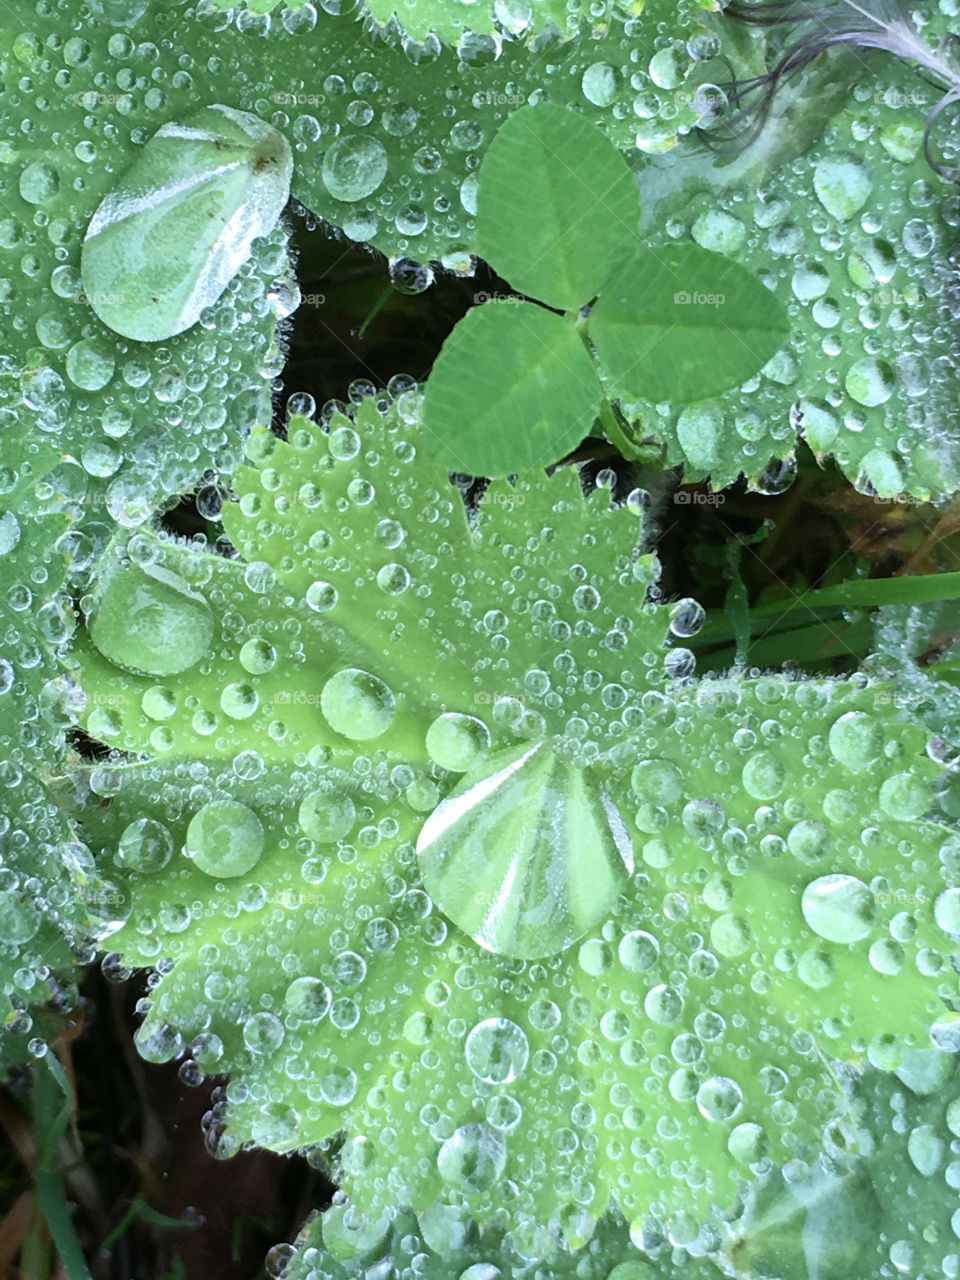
[72,392,960,1245]
[424,104,789,476]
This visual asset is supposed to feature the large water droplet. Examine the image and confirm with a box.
[417,742,633,960]
[186,799,264,878]
[801,874,876,943]
[464,1017,529,1084]
[813,154,872,220]
[437,1123,506,1194]
[321,134,388,202]
[320,668,396,740]
[88,557,215,677]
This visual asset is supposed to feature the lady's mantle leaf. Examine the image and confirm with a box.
[81,105,292,342]
[423,303,602,475]
[476,104,639,312]
[278,1199,722,1278]
[74,395,960,1242]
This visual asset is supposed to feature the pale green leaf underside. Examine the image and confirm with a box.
[423,303,602,475]
[476,103,640,311]
[73,397,960,1238]
[591,244,790,405]
[81,104,292,342]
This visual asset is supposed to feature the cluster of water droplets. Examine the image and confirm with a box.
[64,390,960,1248]
[630,57,960,498]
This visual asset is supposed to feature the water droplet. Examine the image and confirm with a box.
[464,1017,529,1084]
[320,668,396,740]
[82,105,292,341]
[417,742,633,960]
[813,154,872,220]
[116,818,173,873]
[298,786,356,843]
[425,712,491,772]
[801,874,876,943]
[186,799,264,878]
[321,134,388,202]
[88,558,215,677]
[437,1123,506,1194]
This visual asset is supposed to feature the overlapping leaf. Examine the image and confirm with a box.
[629,57,960,498]
[72,393,960,1243]
[0,425,105,1064]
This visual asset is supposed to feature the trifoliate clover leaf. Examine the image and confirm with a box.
[74,394,960,1243]
[475,103,640,312]
[425,105,787,476]
[274,1198,723,1279]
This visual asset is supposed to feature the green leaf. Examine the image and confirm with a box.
[72,394,960,1241]
[358,0,644,44]
[0,430,106,1063]
[81,105,292,342]
[279,1200,723,1278]
[726,1050,960,1279]
[422,302,601,475]
[476,104,639,311]
[632,59,960,496]
[590,244,790,405]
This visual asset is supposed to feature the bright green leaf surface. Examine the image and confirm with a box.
[590,244,790,406]
[279,1200,722,1278]
[73,395,960,1242]
[359,0,645,44]
[81,104,292,342]
[422,303,601,474]
[476,104,639,311]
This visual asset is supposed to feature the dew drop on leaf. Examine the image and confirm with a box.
[297,786,356,843]
[813,154,872,221]
[185,799,264,878]
[801,874,876,944]
[116,818,173,873]
[425,712,491,772]
[321,134,388,202]
[827,711,883,771]
[437,1123,507,1194]
[320,668,396,740]
[464,1017,530,1085]
[87,558,215,677]
[283,977,331,1023]
[416,742,633,959]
